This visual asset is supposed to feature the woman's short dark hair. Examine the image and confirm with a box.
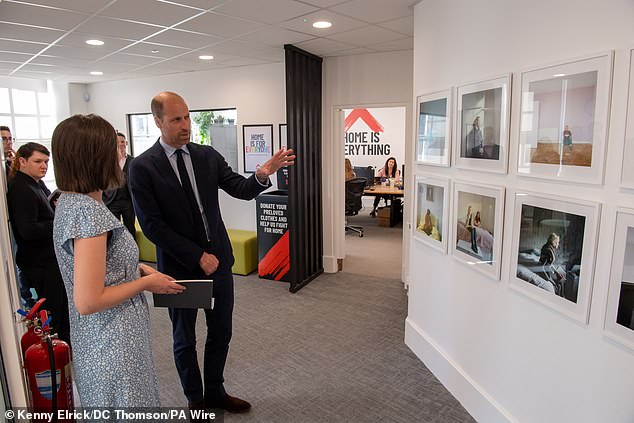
[52,114,122,193]
[9,142,49,181]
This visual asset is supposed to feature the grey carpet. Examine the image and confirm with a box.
[148,271,475,423]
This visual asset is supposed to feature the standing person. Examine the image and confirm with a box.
[2,125,16,179]
[465,205,476,253]
[562,125,573,153]
[129,91,295,414]
[7,143,70,343]
[51,114,185,407]
[472,211,481,253]
[466,116,483,158]
[370,156,400,217]
[103,131,136,235]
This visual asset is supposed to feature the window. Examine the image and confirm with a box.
[0,87,56,190]
[128,108,239,171]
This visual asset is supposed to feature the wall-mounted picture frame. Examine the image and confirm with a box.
[509,192,600,324]
[453,75,511,174]
[621,48,634,188]
[516,51,613,185]
[415,89,452,167]
[243,124,273,173]
[450,181,505,279]
[413,175,450,253]
[604,209,634,351]
[279,123,287,150]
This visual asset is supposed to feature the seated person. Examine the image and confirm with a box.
[370,156,401,217]
[345,158,356,181]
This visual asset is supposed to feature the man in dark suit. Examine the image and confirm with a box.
[129,92,294,415]
[2,125,16,179]
[103,131,135,235]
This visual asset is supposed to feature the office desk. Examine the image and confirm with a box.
[363,185,404,227]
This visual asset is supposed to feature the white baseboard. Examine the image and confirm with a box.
[404,318,518,423]
[323,255,338,273]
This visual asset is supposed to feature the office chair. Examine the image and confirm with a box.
[345,177,367,237]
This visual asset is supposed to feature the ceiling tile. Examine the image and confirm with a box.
[45,45,112,61]
[280,10,368,36]
[99,53,164,66]
[74,16,164,40]
[293,37,355,56]
[237,27,315,47]
[214,0,318,25]
[57,32,135,52]
[329,0,414,24]
[5,0,116,14]
[297,0,352,7]
[0,2,90,30]
[0,51,38,63]
[122,42,191,59]
[100,0,204,27]
[0,24,65,44]
[367,37,413,52]
[377,15,414,36]
[327,26,406,46]
[219,56,273,66]
[156,0,229,11]
[145,29,222,49]
[30,55,93,67]
[16,64,57,73]
[0,39,48,54]
[176,11,266,38]
[322,46,376,57]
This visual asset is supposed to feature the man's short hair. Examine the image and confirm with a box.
[151,91,184,119]
[116,131,126,139]
[52,114,123,193]
[0,126,10,133]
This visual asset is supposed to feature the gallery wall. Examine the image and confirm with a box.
[408,0,634,422]
[77,63,286,233]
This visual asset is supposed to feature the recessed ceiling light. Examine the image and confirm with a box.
[86,39,104,46]
[199,55,214,60]
[151,49,160,54]
[313,21,332,29]
[90,71,103,76]
[553,73,566,77]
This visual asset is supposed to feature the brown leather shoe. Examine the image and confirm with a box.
[205,394,251,413]
[188,401,211,422]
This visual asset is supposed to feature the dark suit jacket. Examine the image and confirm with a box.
[103,155,133,206]
[129,141,269,279]
[7,171,56,268]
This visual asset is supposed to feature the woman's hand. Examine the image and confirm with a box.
[139,263,158,277]
[143,273,186,295]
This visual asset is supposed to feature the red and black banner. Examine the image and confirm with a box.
[256,191,290,282]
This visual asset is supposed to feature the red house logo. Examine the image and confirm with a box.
[344,109,384,133]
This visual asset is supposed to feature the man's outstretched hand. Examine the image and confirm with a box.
[255,148,295,183]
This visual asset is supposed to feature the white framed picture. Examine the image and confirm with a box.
[450,181,505,279]
[415,89,452,167]
[604,209,634,351]
[621,48,634,188]
[516,51,613,185]
[509,192,600,324]
[453,75,511,174]
[413,175,450,253]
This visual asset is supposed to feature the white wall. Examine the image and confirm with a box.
[322,50,413,275]
[408,1,634,422]
[82,63,286,232]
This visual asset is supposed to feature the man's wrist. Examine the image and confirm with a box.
[255,167,269,184]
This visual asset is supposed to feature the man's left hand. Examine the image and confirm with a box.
[255,148,295,183]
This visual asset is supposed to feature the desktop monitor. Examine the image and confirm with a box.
[353,166,375,187]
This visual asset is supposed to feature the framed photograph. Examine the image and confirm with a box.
[604,209,634,350]
[509,192,600,323]
[453,75,511,173]
[517,52,613,185]
[279,123,287,150]
[413,175,450,253]
[621,48,634,188]
[450,181,505,279]
[243,124,273,173]
[416,89,452,167]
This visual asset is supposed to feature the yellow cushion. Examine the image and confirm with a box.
[135,219,157,263]
[227,229,257,275]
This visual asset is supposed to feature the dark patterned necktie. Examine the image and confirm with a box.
[175,149,207,245]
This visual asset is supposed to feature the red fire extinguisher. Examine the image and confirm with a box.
[16,298,47,358]
[24,310,74,422]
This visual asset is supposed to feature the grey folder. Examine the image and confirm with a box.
[152,280,214,309]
